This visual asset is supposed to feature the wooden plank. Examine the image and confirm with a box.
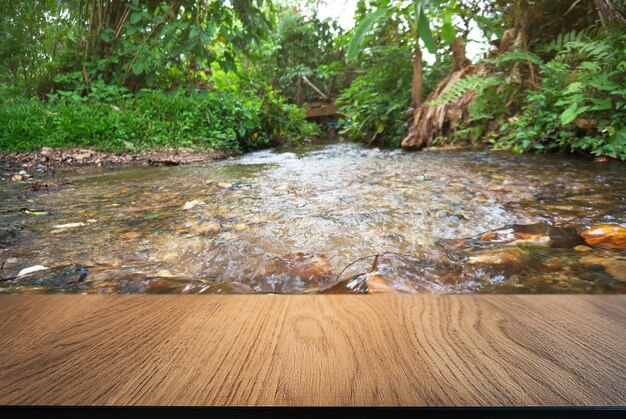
[306,104,340,118]
[0,295,624,406]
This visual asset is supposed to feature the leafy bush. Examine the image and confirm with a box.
[337,45,413,147]
[437,31,626,160]
[0,85,317,153]
[496,32,626,159]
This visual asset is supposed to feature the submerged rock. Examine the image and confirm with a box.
[183,199,205,210]
[581,224,626,250]
[121,231,142,239]
[363,253,468,294]
[278,252,333,283]
[250,252,334,293]
[466,247,529,266]
[442,223,583,250]
[192,222,221,236]
[580,256,626,281]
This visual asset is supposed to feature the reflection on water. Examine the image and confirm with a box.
[1,143,625,294]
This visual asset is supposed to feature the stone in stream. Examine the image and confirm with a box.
[183,199,205,210]
[251,252,334,293]
[357,246,536,294]
[580,224,626,250]
[121,231,142,239]
[0,228,18,249]
[192,221,221,236]
[466,247,529,266]
[362,253,468,294]
[441,223,584,250]
[580,256,626,281]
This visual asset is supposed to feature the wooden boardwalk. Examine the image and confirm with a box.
[0,295,624,406]
[306,102,340,118]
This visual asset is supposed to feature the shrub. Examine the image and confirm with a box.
[337,45,413,147]
[0,85,317,153]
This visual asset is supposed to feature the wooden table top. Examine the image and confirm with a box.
[0,295,624,406]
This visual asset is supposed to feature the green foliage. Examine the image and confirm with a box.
[338,46,413,147]
[443,31,626,159]
[496,32,626,159]
[254,9,344,103]
[346,7,388,61]
[0,1,273,97]
[0,1,319,154]
[0,83,317,153]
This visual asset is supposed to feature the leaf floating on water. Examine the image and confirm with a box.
[144,213,160,220]
[21,208,48,216]
[53,222,86,229]
[17,265,48,277]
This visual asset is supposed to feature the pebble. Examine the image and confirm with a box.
[233,223,248,231]
[192,222,221,236]
[121,231,142,239]
[183,199,205,210]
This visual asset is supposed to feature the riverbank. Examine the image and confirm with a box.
[0,147,234,179]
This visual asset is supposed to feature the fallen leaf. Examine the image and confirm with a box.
[17,265,48,277]
[53,222,85,229]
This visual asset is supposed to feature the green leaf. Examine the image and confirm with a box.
[132,61,144,75]
[346,7,387,62]
[130,12,142,24]
[144,213,159,220]
[441,15,456,44]
[560,104,590,125]
[417,11,435,53]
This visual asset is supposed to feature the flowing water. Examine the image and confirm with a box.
[1,142,625,294]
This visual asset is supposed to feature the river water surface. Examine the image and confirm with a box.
[1,143,625,294]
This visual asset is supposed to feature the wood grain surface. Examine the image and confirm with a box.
[0,295,624,406]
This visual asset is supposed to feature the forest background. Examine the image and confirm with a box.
[1,0,624,160]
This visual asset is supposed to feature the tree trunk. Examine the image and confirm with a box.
[594,0,626,26]
[296,75,304,108]
[402,37,477,151]
[411,46,423,108]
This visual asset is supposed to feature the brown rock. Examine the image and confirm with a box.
[581,256,626,280]
[192,222,221,236]
[278,252,333,282]
[121,231,142,239]
[467,247,527,266]
[581,224,626,250]
[365,274,398,294]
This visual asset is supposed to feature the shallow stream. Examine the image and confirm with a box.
[1,143,625,294]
